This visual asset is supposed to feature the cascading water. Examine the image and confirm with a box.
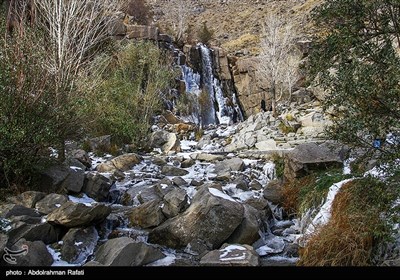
[179,43,243,127]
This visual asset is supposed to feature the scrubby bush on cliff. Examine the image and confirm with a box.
[309,0,400,171]
[0,18,74,189]
[77,41,176,147]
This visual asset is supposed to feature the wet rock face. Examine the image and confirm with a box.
[148,187,244,249]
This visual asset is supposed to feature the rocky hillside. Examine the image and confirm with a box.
[151,0,322,55]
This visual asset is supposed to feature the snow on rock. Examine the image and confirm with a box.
[68,194,97,206]
[220,245,247,261]
[180,140,198,151]
[343,157,355,175]
[208,188,236,202]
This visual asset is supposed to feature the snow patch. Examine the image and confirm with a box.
[70,166,83,171]
[68,194,96,206]
[74,242,83,246]
[220,245,247,261]
[343,157,355,175]
[305,179,353,235]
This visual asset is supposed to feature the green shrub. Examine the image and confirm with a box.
[77,41,176,148]
[271,153,285,179]
[282,168,351,215]
[0,20,72,189]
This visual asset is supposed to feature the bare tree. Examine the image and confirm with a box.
[283,52,302,103]
[159,0,191,42]
[33,0,123,159]
[257,12,299,116]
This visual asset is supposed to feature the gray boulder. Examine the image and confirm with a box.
[162,188,189,218]
[0,204,41,219]
[39,165,70,192]
[263,180,284,205]
[172,177,188,187]
[213,158,244,181]
[181,158,195,168]
[148,187,244,249]
[226,205,261,245]
[284,143,342,181]
[128,200,166,228]
[35,194,68,215]
[4,239,53,266]
[7,191,46,208]
[137,186,162,204]
[161,165,189,176]
[200,244,259,266]
[149,130,181,154]
[71,149,92,168]
[93,237,165,266]
[83,172,113,202]
[97,153,142,172]
[63,167,85,193]
[61,227,98,264]
[47,202,111,228]
[7,222,62,246]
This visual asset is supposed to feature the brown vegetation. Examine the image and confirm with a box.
[299,178,397,266]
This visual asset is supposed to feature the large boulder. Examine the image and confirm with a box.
[0,204,41,219]
[284,143,342,181]
[63,167,85,193]
[39,165,69,192]
[7,222,62,246]
[200,244,259,266]
[148,187,244,249]
[47,202,111,228]
[226,205,261,245]
[61,227,98,264]
[111,153,143,171]
[83,173,113,202]
[128,200,166,229]
[149,130,181,154]
[93,237,165,266]
[35,194,68,215]
[97,153,142,173]
[3,239,53,266]
[7,191,46,208]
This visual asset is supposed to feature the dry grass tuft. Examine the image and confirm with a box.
[299,178,397,266]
